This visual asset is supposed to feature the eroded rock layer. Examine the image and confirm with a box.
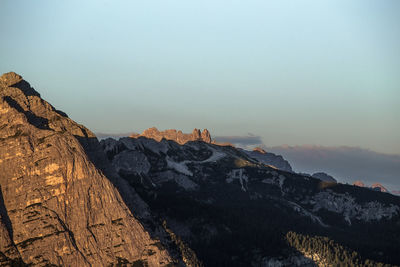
[131,127,212,145]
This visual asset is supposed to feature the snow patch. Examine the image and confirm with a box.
[200,147,226,163]
[166,157,193,176]
[287,200,328,227]
[311,191,399,224]
[227,169,248,191]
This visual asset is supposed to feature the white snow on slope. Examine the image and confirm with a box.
[311,191,399,224]
[227,169,249,191]
[287,200,328,227]
[200,147,226,163]
[165,146,226,176]
[166,157,193,176]
[261,173,286,194]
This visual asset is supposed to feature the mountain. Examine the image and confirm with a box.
[2,72,400,266]
[101,134,400,266]
[353,181,366,187]
[311,172,337,183]
[241,147,293,172]
[0,72,187,266]
[353,181,392,194]
[267,145,400,192]
[371,183,389,193]
[131,127,212,145]
[130,129,293,172]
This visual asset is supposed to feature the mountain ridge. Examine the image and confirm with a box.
[1,72,400,266]
[0,72,183,266]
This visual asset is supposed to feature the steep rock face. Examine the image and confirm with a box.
[0,72,174,266]
[131,127,212,145]
[242,147,293,172]
[0,190,23,266]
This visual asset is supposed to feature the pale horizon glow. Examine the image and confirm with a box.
[1,0,399,154]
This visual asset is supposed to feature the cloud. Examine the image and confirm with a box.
[267,145,400,190]
[213,134,263,148]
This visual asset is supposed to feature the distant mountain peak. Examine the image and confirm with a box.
[130,127,212,145]
[371,183,388,193]
[353,180,366,187]
[253,147,267,154]
[312,172,337,183]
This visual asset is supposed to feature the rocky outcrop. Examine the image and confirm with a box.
[131,127,212,145]
[0,72,176,266]
[242,147,293,172]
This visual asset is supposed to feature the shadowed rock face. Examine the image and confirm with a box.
[242,147,293,172]
[0,72,175,266]
[131,127,212,145]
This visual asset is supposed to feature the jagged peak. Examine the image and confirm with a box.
[0,72,40,97]
[0,72,23,87]
[130,127,212,145]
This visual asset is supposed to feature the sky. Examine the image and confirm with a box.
[1,0,399,154]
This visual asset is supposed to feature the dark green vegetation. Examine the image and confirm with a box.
[286,231,392,267]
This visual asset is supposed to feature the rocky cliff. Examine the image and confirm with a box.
[242,147,293,172]
[0,72,177,266]
[131,127,212,145]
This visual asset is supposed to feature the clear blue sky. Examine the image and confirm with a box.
[1,0,399,154]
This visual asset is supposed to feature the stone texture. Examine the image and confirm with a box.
[131,127,212,145]
[0,72,176,266]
